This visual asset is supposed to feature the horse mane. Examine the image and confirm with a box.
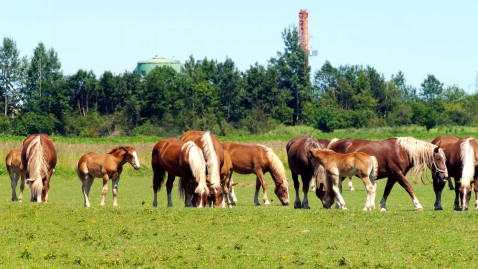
[182,141,209,195]
[200,131,221,189]
[460,138,476,187]
[25,135,49,198]
[326,138,339,148]
[304,136,320,149]
[259,145,288,185]
[397,137,446,182]
[107,146,128,155]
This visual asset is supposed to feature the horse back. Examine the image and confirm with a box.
[222,142,268,174]
[6,149,24,174]
[21,134,57,172]
[286,136,320,176]
[151,138,184,176]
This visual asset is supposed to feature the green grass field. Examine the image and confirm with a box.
[0,129,477,268]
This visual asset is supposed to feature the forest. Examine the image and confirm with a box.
[1,27,476,137]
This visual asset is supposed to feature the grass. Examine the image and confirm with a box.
[0,128,478,268]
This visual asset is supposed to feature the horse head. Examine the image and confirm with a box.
[123,147,141,170]
[274,182,290,206]
[432,146,448,182]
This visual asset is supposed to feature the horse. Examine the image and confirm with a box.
[309,148,378,210]
[431,135,478,211]
[328,137,448,211]
[151,138,209,207]
[21,134,57,203]
[179,130,224,207]
[76,146,140,207]
[222,142,290,206]
[287,136,329,209]
[6,149,26,201]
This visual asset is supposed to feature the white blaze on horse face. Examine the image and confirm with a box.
[131,151,140,169]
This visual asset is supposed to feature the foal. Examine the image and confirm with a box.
[6,150,26,201]
[76,146,140,207]
[309,148,378,210]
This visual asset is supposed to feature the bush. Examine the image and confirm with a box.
[13,112,60,136]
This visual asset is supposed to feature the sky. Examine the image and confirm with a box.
[2,0,477,92]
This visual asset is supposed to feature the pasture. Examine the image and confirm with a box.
[0,133,477,268]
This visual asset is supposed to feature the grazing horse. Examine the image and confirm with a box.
[222,142,290,206]
[151,138,209,207]
[287,136,328,209]
[328,137,448,211]
[431,135,478,211]
[309,148,378,210]
[76,146,140,207]
[180,130,224,207]
[21,134,57,203]
[6,150,26,201]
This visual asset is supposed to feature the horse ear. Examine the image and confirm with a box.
[435,141,441,148]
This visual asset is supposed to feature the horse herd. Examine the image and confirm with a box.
[6,132,478,211]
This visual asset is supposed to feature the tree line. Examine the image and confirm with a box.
[1,27,476,137]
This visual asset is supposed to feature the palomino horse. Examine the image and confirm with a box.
[76,146,140,207]
[431,135,478,211]
[287,136,327,209]
[6,149,26,201]
[222,142,290,206]
[180,130,224,207]
[151,138,209,207]
[309,148,378,210]
[21,134,57,203]
[328,137,448,211]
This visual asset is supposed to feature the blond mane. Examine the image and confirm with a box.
[259,145,288,185]
[460,138,476,188]
[200,131,221,189]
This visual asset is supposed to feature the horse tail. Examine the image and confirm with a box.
[460,138,475,188]
[200,131,221,189]
[370,156,378,181]
[25,136,48,200]
[183,141,209,196]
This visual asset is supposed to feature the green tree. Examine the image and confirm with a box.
[0,37,23,117]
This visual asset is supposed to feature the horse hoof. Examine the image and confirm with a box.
[380,208,387,212]
[349,188,355,191]
[302,205,310,209]
[294,203,301,209]
[434,207,443,211]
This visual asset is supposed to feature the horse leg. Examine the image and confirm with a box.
[395,173,423,210]
[448,177,454,190]
[330,174,347,210]
[474,179,478,210]
[100,177,108,207]
[433,177,446,210]
[10,171,19,201]
[348,176,355,191]
[360,176,375,211]
[256,171,270,206]
[166,175,175,207]
[19,174,25,202]
[292,172,301,209]
[454,180,462,210]
[301,176,311,209]
[254,177,261,206]
[379,178,397,211]
[152,167,165,207]
[111,177,120,207]
[228,172,238,205]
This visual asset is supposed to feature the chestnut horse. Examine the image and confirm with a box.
[151,138,209,207]
[76,146,140,207]
[431,135,478,211]
[309,148,378,210]
[222,142,290,206]
[180,130,224,207]
[328,137,448,211]
[287,136,328,209]
[21,134,57,203]
[6,149,26,201]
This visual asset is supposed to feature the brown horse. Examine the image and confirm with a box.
[180,130,224,207]
[431,135,478,211]
[151,138,209,207]
[309,148,378,210]
[222,142,290,206]
[287,136,328,209]
[328,137,448,211]
[21,134,57,203]
[76,146,140,207]
[6,149,26,201]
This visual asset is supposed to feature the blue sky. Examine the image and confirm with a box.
[2,1,477,92]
